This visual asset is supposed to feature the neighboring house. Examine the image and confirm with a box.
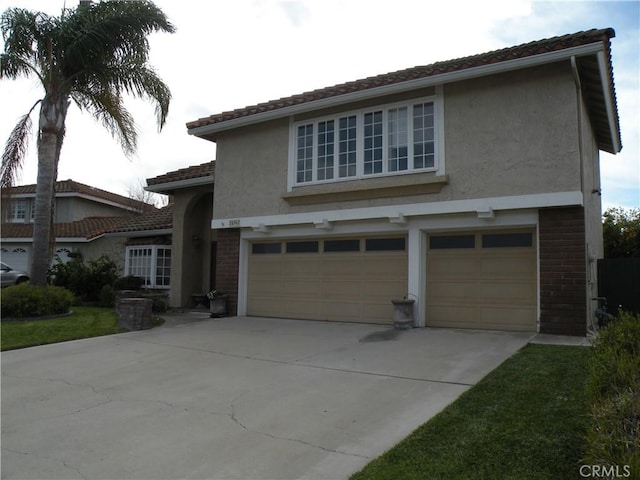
[1,179,156,273]
[185,28,622,336]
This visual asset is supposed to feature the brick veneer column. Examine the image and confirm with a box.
[539,207,587,336]
[216,228,240,316]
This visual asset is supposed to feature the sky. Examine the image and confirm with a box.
[0,0,638,210]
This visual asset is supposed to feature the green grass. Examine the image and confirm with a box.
[1,306,125,351]
[351,344,591,480]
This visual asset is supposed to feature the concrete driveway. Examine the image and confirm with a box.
[1,314,533,480]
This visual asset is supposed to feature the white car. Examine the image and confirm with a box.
[0,262,30,287]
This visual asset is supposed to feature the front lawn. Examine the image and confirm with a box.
[1,306,124,351]
[351,344,591,480]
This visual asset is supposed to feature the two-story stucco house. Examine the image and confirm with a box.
[186,28,621,336]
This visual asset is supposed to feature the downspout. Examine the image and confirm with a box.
[570,56,585,195]
[571,56,598,336]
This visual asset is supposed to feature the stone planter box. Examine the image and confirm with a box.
[391,299,415,329]
[209,296,228,318]
[117,298,153,331]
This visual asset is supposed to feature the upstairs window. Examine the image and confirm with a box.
[7,199,29,223]
[292,97,438,186]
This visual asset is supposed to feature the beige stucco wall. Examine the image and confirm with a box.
[55,197,136,222]
[213,62,582,220]
[169,185,214,307]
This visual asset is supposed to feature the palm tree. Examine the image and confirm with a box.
[1,1,175,285]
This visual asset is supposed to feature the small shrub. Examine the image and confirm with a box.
[113,275,143,291]
[49,255,119,302]
[1,284,74,318]
[584,311,640,474]
[99,284,116,308]
[85,256,118,300]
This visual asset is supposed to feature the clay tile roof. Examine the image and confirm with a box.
[1,216,131,240]
[4,179,156,213]
[146,161,215,187]
[107,204,174,234]
[186,28,620,152]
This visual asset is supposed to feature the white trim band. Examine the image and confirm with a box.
[212,191,583,230]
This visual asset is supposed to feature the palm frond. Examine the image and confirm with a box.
[0,8,55,84]
[1,100,40,188]
[82,63,171,129]
[71,89,137,157]
[61,1,174,78]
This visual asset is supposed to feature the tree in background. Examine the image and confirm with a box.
[603,207,640,258]
[0,1,175,284]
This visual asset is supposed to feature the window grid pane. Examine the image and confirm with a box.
[155,248,172,286]
[297,124,314,183]
[338,116,357,178]
[317,120,335,180]
[127,248,153,287]
[413,102,435,169]
[388,107,408,172]
[10,200,27,221]
[363,111,383,175]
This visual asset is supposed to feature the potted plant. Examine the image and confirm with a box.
[391,296,415,329]
[207,290,228,318]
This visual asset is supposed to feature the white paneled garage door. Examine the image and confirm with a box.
[247,237,407,324]
[426,230,537,332]
[0,247,30,272]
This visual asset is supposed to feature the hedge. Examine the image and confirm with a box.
[584,311,640,476]
[1,284,74,318]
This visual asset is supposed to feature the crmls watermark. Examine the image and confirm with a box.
[579,464,631,478]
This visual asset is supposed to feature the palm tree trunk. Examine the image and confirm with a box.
[30,95,68,285]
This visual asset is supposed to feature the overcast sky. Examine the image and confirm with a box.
[1,0,638,210]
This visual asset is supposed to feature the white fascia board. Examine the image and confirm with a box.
[190,43,604,139]
[145,176,214,193]
[1,237,91,243]
[597,51,622,153]
[104,229,172,238]
[52,237,90,243]
[212,191,583,229]
[1,238,34,243]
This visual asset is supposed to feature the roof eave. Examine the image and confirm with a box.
[105,228,172,238]
[596,50,622,154]
[188,42,607,140]
[145,175,214,193]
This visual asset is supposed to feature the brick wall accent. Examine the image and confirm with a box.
[216,228,240,316]
[539,207,587,336]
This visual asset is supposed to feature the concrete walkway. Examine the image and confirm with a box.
[2,314,533,480]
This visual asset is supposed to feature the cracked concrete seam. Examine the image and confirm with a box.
[2,446,89,480]
[228,396,369,460]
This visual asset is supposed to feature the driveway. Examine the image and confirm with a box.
[1,314,532,479]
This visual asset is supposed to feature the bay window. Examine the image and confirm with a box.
[292,96,438,186]
[125,246,171,289]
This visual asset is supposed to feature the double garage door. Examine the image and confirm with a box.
[0,247,29,271]
[247,237,407,324]
[247,230,536,331]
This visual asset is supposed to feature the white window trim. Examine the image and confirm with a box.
[287,93,444,191]
[124,245,171,289]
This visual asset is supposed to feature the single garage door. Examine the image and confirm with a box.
[248,237,407,324]
[426,230,536,332]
